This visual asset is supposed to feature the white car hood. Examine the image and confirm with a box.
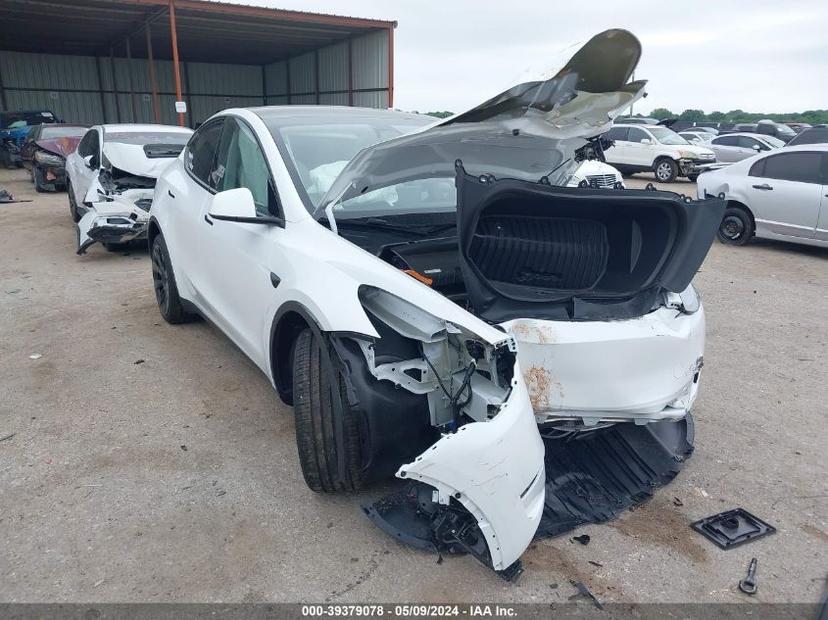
[317,29,648,211]
[103,142,173,179]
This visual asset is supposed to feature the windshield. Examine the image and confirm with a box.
[761,135,785,148]
[40,126,86,139]
[334,177,457,221]
[682,132,712,143]
[104,131,192,146]
[649,127,688,145]
[265,115,431,209]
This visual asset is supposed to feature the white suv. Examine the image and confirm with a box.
[604,124,717,182]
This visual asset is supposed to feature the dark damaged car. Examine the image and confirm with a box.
[146,30,725,578]
[21,123,88,192]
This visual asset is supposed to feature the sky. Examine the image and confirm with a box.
[221,0,827,115]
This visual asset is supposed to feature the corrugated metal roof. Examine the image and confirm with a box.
[0,0,394,65]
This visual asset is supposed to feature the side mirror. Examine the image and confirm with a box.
[753,144,763,151]
[83,154,97,169]
[640,138,652,145]
[208,187,284,226]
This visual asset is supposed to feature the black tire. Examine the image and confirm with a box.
[33,166,48,192]
[292,328,366,493]
[151,233,194,324]
[67,179,80,223]
[687,174,699,182]
[103,242,130,252]
[717,206,754,246]
[653,157,678,183]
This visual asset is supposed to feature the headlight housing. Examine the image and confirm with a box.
[34,151,64,167]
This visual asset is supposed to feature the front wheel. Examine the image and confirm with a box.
[67,179,80,222]
[687,174,699,182]
[151,233,196,324]
[292,328,367,493]
[33,166,49,192]
[717,206,754,246]
[653,158,678,183]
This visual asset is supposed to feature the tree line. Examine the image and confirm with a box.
[647,108,828,125]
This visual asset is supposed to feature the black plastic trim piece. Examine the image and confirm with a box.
[691,508,776,550]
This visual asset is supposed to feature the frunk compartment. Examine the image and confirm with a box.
[466,190,680,301]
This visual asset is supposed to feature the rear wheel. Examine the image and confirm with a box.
[292,328,366,493]
[653,158,678,183]
[151,233,195,324]
[717,206,754,246]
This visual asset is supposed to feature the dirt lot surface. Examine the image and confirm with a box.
[1,168,826,604]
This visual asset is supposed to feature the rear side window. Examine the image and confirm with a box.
[754,152,822,184]
[185,120,224,188]
[605,127,628,141]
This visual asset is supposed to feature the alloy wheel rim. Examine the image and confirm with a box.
[656,163,671,180]
[151,244,168,309]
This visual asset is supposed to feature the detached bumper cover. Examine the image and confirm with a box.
[367,363,545,575]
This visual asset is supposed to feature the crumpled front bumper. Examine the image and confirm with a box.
[77,203,149,254]
[390,360,546,573]
[679,159,726,176]
[76,192,152,255]
[504,304,705,425]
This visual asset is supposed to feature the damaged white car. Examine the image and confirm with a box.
[65,124,192,254]
[148,30,724,579]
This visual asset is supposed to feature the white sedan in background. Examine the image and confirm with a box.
[698,144,828,247]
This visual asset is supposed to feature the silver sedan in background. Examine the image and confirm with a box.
[704,132,784,163]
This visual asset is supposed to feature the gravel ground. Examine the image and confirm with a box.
[0,168,825,604]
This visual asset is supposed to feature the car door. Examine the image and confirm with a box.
[625,126,653,166]
[603,126,631,165]
[68,128,100,203]
[709,135,743,162]
[195,116,286,368]
[747,151,823,239]
[815,153,828,242]
[164,118,226,304]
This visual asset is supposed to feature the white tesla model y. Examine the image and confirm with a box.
[148,30,723,577]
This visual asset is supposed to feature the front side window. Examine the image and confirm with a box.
[756,152,822,184]
[214,118,279,217]
[77,129,97,157]
[185,120,224,188]
[738,137,763,150]
[628,127,649,142]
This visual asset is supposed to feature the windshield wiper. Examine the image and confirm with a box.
[325,217,456,237]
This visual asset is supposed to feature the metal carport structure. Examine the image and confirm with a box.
[0,0,396,127]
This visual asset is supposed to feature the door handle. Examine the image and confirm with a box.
[167,189,176,198]
[752,184,773,190]
[203,215,213,226]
